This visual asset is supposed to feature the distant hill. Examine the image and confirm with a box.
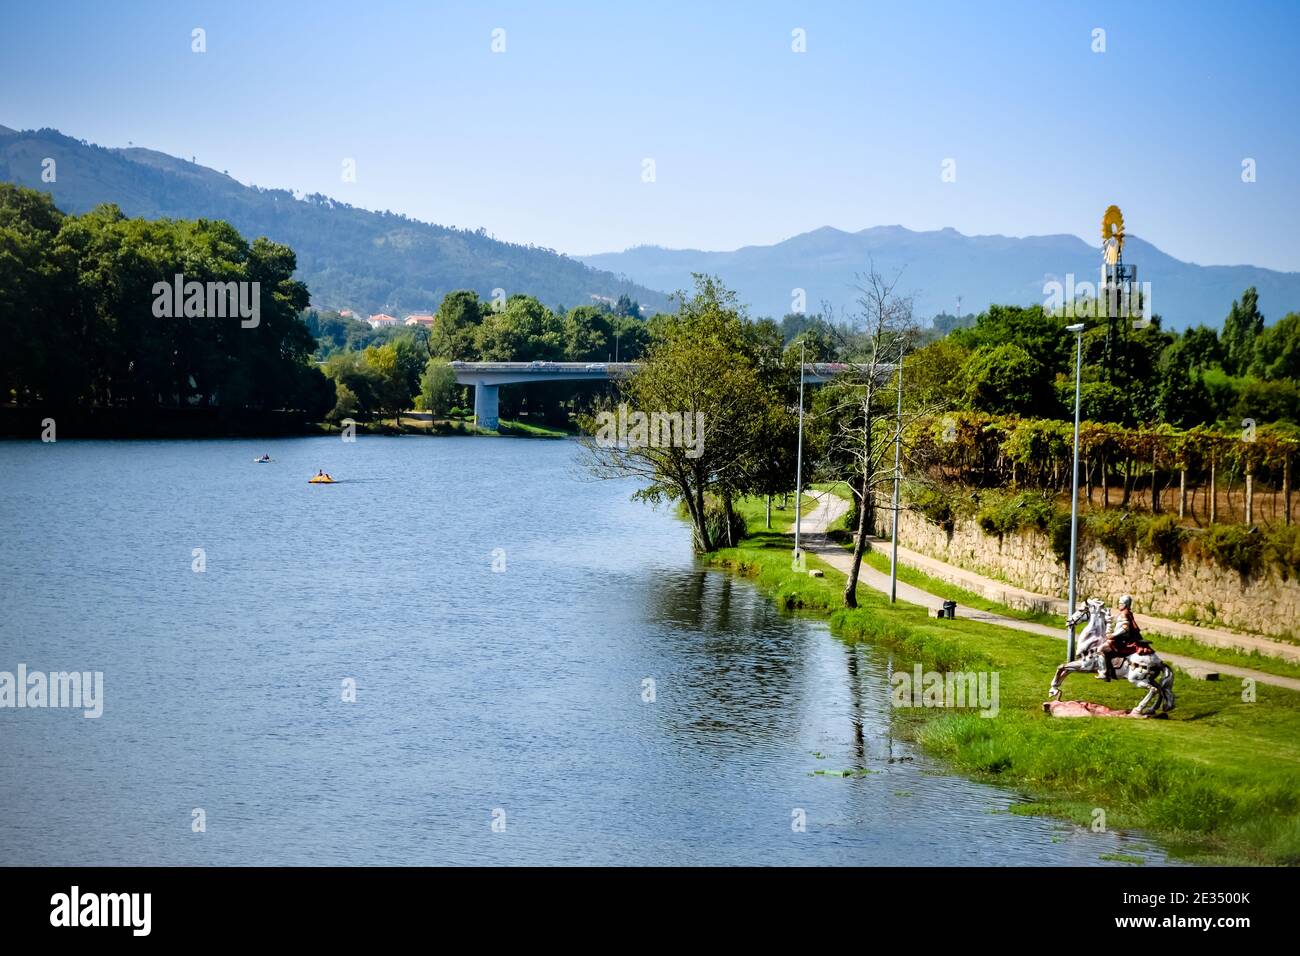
[0,126,669,316]
[580,225,1300,329]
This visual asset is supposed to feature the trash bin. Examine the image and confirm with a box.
[942,600,957,620]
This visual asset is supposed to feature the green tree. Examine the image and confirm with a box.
[562,305,612,361]
[1223,287,1264,375]
[583,276,794,552]
[951,304,1072,376]
[474,295,563,361]
[416,357,459,417]
[430,290,485,359]
[362,342,417,424]
[1251,312,1300,381]
[961,344,1055,416]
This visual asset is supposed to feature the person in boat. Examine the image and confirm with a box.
[1097,594,1147,681]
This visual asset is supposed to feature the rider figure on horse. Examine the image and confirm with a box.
[1097,594,1149,680]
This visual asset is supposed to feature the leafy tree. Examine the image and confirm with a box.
[901,337,969,408]
[430,290,485,359]
[1223,287,1264,374]
[1177,325,1224,370]
[562,305,612,361]
[1233,378,1300,427]
[416,357,459,417]
[583,275,794,552]
[951,304,1072,376]
[474,295,563,361]
[961,344,1055,416]
[1251,312,1300,380]
[1156,342,1215,427]
[0,185,324,417]
[361,342,416,423]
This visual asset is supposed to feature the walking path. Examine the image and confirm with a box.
[795,490,1300,693]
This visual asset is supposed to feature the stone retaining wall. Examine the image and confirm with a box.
[874,508,1300,638]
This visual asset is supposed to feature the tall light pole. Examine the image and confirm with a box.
[888,353,905,602]
[794,341,806,564]
[1065,322,1086,660]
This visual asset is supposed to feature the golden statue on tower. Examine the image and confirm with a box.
[1101,205,1124,267]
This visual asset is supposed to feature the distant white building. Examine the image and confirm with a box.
[367,313,397,329]
[404,313,435,328]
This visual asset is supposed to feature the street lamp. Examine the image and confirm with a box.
[889,352,905,602]
[1065,322,1086,660]
[794,341,806,565]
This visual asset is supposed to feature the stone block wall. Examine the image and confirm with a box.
[874,508,1300,638]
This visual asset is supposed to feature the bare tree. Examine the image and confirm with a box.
[818,262,920,608]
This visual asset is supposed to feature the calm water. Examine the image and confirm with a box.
[0,437,1169,865]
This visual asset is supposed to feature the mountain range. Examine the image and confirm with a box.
[580,227,1300,330]
[0,125,668,316]
[3,125,1297,330]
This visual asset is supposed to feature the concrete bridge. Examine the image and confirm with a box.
[449,360,883,430]
[450,361,637,430]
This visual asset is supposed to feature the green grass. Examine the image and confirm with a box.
[811,480,855,502]
[496,418,572,438]
[331,416,570,438]
[860,547,1062,627]
[732,493,818,534]
[1140,633,1300,683]
[704,531,1300,866]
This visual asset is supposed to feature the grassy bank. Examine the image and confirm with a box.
[703,527,1300,865]
[320,416,572,438]
[731,493,819,534]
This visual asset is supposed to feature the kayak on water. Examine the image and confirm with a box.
[308,473,336,484]
[254,456,273,463]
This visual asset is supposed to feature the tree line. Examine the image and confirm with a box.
[305,293,655,427]
[0,184,333,419]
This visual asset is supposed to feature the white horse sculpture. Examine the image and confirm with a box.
[1047,598,1176,716]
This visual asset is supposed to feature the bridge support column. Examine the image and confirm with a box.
[474,383,499,431]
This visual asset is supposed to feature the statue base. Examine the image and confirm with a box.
[1042,700,1160,718]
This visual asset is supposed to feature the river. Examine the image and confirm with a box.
[0,436,1169,864]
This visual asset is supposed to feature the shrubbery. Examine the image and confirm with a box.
[1142,515,1188,568]
[907,482,1300,580]
[975,490,1054,537]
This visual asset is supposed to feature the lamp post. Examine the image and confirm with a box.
[889,353,904,602]
[794,341,806,565]
[1065,322,1086,660]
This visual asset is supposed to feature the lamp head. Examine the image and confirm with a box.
[1065,323,1086,333]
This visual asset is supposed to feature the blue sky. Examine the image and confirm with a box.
[2,0,1298,269]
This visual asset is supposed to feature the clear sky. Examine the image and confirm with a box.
[2,0,1297,270]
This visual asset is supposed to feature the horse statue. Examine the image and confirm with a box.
[1047,597,1176,716]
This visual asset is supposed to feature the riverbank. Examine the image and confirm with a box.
[0,405,573,439]
[324,415,574,439]
[702,524,1300,865]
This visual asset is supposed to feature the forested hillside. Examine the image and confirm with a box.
[0,126,669,316]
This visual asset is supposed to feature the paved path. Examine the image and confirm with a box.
[794,489,1300,693]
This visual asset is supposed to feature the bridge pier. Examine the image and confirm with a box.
[474,383,500,431]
